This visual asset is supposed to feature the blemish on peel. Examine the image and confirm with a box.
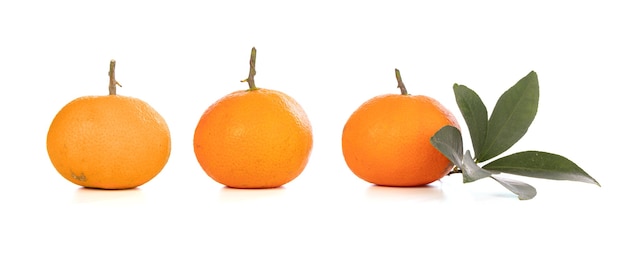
[71,171,87,182]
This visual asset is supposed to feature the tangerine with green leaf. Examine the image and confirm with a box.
[342,69,459,187]
[46,60,171,189]
[193,47,313,189]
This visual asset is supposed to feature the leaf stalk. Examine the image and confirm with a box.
[108,60,122,95]
[395,68,408,95]
[241,47,258,90]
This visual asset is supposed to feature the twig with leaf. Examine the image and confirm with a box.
[430,71,600,200]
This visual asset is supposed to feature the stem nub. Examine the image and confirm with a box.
[395,68,408,95]
[241,47,258,90]
[108,60,122,95]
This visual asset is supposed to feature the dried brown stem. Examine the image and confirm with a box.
[108,60,122,95]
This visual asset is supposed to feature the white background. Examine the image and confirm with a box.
[1,0,624,268]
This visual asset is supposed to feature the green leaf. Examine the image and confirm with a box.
[483,151,600,186]
[477,71,539,162]
[461,151,494,183]
[491,175,537,200]
[430,125,463,168]
[453,84,488,159]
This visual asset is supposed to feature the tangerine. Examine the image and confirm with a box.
[193,48,313,188]
[342,69,459,187]
[46,60,171,189]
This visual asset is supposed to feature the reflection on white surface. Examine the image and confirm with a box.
[218,186,286,203]
[365,183,445,202]
[72,187,145,204]
[0,170,623,269]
